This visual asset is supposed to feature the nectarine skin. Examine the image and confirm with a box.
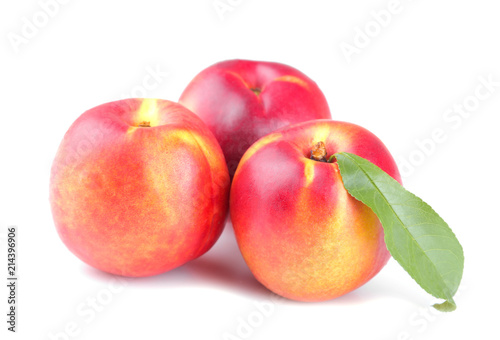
[230,120,402,301]
[50,99,230,277]
[179,59,331,176]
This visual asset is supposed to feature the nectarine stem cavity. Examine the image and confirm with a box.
[250,88,261,96]
[310,142,327,162]
[137,121,151,127]
[310,142,336,163]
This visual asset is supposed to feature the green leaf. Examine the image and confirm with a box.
[335,152,464,311]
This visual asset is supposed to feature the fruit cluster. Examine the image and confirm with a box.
[50,59,402,302]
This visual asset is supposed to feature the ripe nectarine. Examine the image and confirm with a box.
[50,99,230,277]
[230,120,401,301]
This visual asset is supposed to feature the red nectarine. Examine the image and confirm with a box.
[179,59,331,177]
[50,98,230,277]
[230,120,401,301]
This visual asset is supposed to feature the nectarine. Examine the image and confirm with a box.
[179,59,331,177]
[230,120,401,301]
[50,99,230,277]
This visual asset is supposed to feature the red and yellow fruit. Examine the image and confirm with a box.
[230,120,402,301]
[179,59,331,176]
[50,98,230,277]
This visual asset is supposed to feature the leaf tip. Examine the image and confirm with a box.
[433,300,457,312]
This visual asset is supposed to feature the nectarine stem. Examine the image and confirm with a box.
[310,142,336,163]
[310,142,327,162]
[138,121,151,127]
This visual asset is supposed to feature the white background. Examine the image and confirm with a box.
[1,0,499,339]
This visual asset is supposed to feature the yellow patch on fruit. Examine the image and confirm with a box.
[311,125,331,147]
[188,131,223,173]
[136,98,159,127]
[303,161,315,187]
[274,75,309,90]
